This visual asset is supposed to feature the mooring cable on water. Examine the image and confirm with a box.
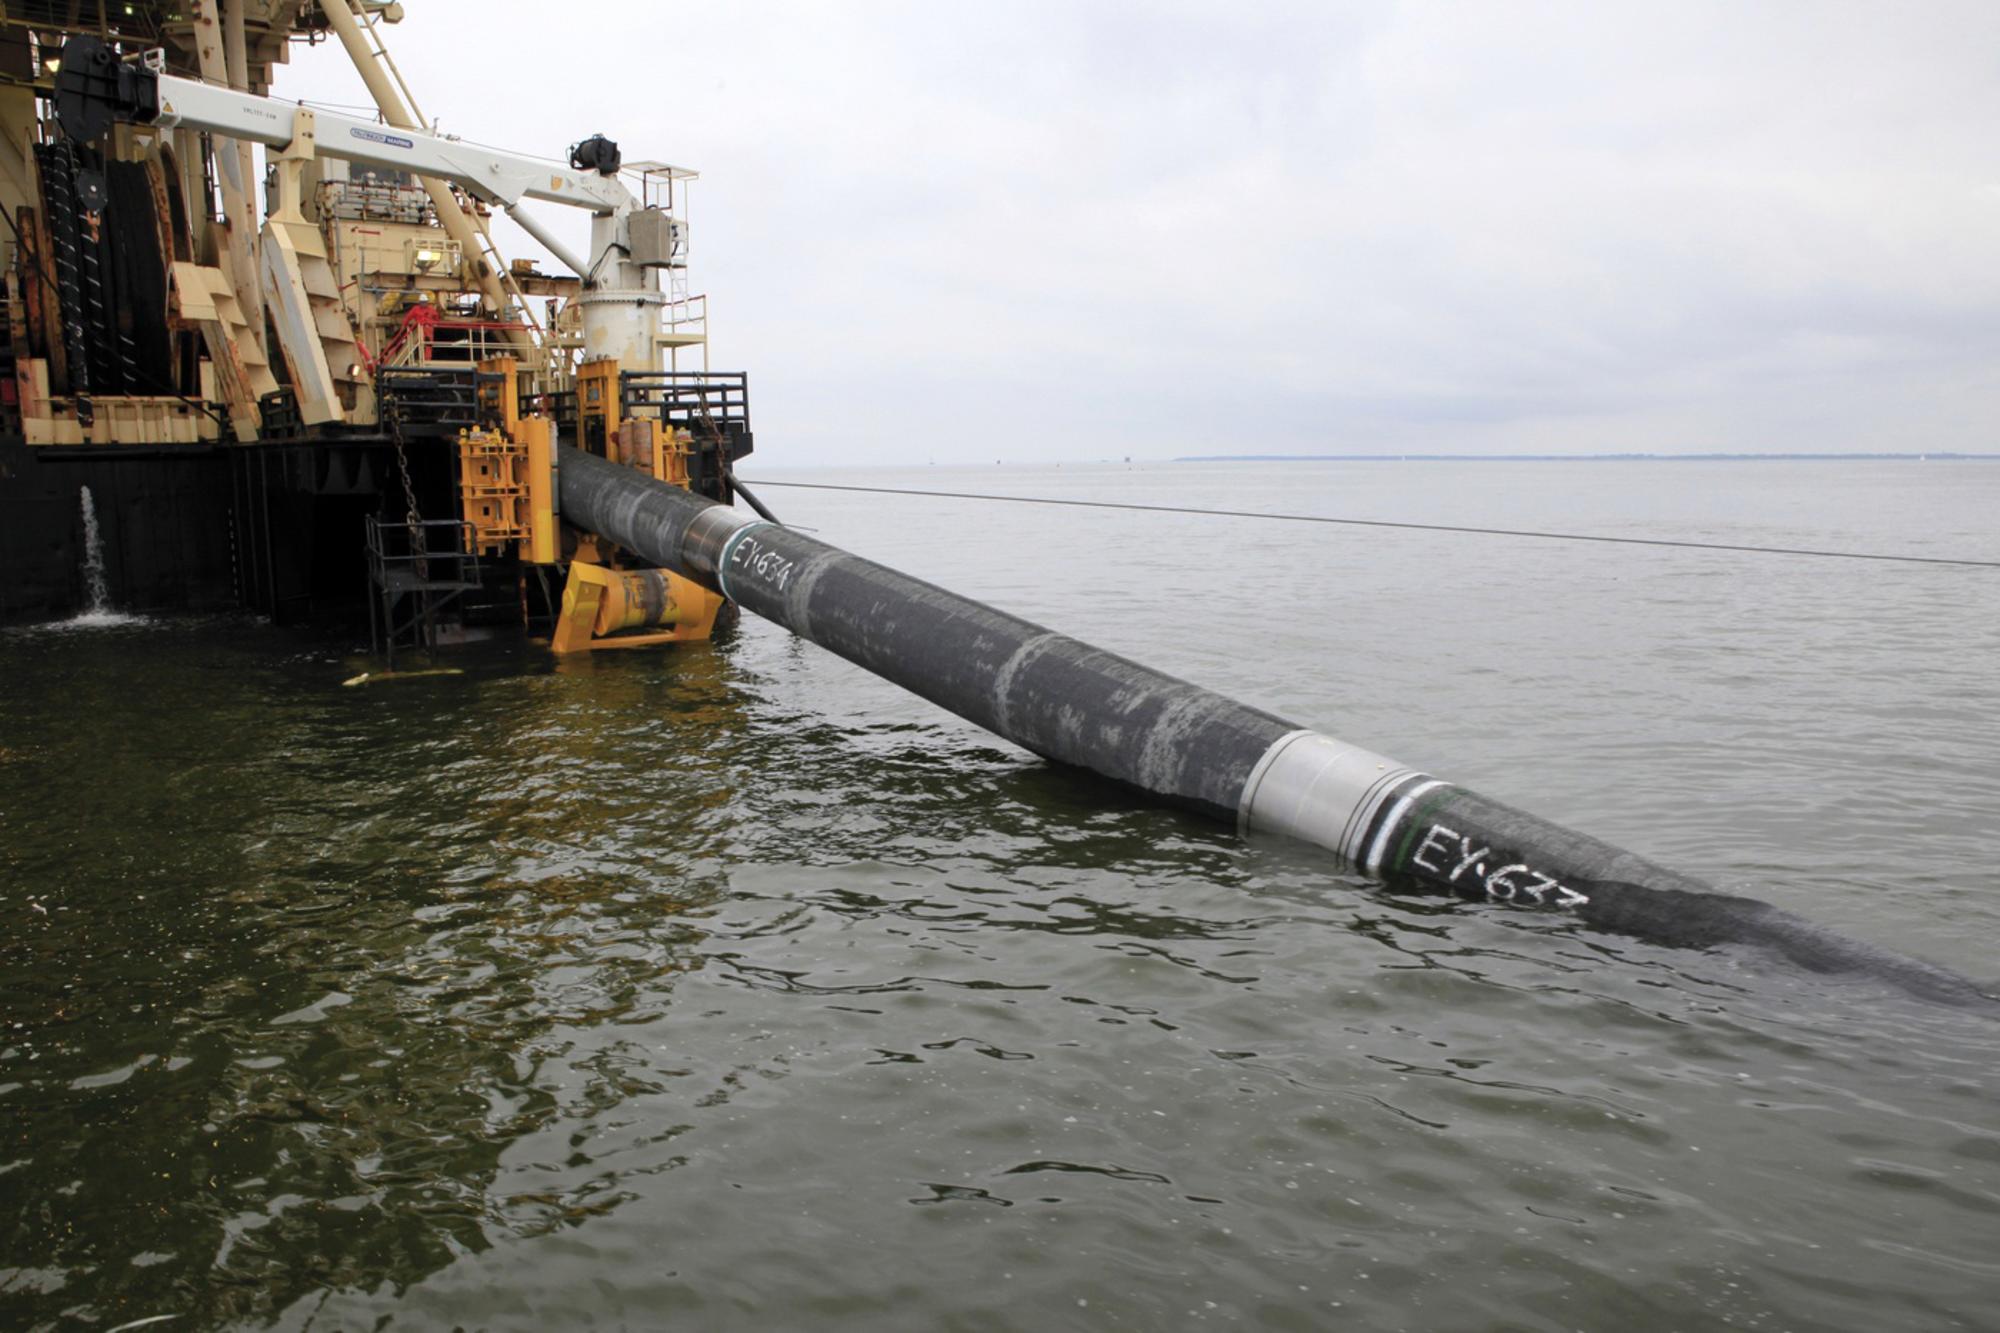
[736,478,2000,570]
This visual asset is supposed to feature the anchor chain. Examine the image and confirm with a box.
[386,401,429,583]
[383,397,444,659]
[388,405,422,531]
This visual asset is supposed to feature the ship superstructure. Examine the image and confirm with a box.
[0,0,749,655]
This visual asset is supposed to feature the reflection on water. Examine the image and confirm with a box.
[3,461,1999,1330]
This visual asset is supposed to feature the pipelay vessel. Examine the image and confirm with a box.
[2,3,1991,1010]
[0,0,745,652]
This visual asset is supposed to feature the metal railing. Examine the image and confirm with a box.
[375,367,492,434]
[620,371,750,434]
[663,293,707,328]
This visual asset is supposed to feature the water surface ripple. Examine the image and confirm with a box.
[2,460,1997,1330]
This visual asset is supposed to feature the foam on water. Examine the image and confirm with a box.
[34,608,150,632]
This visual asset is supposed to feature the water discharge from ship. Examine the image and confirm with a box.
[557,444,1996,1012]
[79,485,109,612]
[58,485,144,631]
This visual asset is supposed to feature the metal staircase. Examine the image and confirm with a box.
[363,515,484,669]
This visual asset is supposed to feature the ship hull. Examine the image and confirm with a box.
[0,436,394,627]
[0,434,237,625]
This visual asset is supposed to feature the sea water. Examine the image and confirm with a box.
[2,460,1996,1329]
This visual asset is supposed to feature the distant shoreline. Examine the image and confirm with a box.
[1174,452,2000,463]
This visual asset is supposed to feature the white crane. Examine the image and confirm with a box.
[54,34,682,421]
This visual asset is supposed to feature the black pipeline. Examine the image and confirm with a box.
[559,445,1993,1009]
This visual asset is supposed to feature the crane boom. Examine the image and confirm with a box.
[56,39,633,213]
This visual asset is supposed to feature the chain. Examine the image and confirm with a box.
[387,401,429,582]
[384,398,441,658]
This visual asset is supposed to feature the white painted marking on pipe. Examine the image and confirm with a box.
[1406,824,1591,908]
[1483,862,1589,907]
[714,521,773,600]
[1449,841,1492,882]
[730,531,800,593]
[1364,779,1446,873]
[1410,823,1457,874]
[1343,769,1415,863]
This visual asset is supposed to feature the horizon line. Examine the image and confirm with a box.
[1172,451,2000,463]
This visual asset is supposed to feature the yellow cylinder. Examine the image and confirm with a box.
[592,569,681,635]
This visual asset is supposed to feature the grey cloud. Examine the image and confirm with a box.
[275,1,2000,462]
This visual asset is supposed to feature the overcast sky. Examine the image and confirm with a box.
[275,2,2000,465]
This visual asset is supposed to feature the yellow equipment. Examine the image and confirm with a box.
[456,356,722,652]
[548,560,724,654]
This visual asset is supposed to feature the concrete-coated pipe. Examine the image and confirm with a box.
[558,444,1994,1010]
